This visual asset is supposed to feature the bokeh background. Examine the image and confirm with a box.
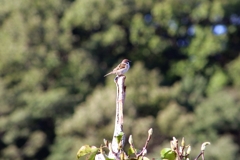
[1,0,240,159]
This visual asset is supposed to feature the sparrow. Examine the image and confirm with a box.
[104,59,131,77]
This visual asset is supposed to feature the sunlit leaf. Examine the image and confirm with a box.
[115,132,124,144]
[128,146,136,155]
[77,145,98,159]
[160,148,176,160]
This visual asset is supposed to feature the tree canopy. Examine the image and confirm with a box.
[1,0,240,159]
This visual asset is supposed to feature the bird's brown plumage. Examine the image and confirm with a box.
[104,59,130,77]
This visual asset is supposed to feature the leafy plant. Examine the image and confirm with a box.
[76,76,210,160]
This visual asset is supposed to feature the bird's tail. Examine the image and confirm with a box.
[104,72,113,77]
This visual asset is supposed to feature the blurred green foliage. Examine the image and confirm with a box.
[0,0,240,159]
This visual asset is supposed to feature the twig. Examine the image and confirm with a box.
[194,151,203,160]
[137,129,153,158]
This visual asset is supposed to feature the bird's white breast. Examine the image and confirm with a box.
[117,62,130,75]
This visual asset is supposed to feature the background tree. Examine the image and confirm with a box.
[0,0,240,159]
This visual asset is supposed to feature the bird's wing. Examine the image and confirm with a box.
[104,63,126,77]
[113,63,126,72]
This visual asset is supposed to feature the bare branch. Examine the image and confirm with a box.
[109,75,126,159]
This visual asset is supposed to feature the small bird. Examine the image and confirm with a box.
[104,59,131,77]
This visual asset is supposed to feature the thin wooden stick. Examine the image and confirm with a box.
[109,75,126,159]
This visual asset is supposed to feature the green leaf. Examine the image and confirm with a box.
[77,145,98,159]
[142,157,150,160]
[137,156,150,160]
[87,150,99,160]
[115,132,124,144]
[128,146,136,155]
[160,148,176,160]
